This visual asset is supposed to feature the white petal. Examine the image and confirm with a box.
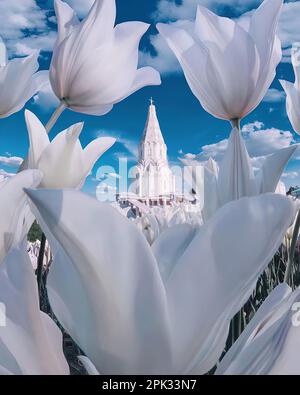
[217,128,255,207]
[280,79,300,135]
[0,244,69,375]
[25,110,50,168]
[0,170,42,264]
[0,52,40,118]
[216,283,292,375]
[0,36,7,67]
[249,0,283,65]
[166,193,297,373]
[157,23,226,119]
[152,224,198,284]
[255,145,298,194]
[197,6,262,120]
[83,137,116,175]
[54,0,79,47]
[37,123,86,189]
[26,189,173,375]
[111,67,161,105]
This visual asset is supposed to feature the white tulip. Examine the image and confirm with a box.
[0,243,69,375]
[157,0,282,122]
[26,188,296,374]
[183,128,297,221]
[25,110,115,189]
[0,170,42,264]
[280,47,300,134]
[0,37,47,118]
[216,283,300,375]
[50,0,161,116]
[134,205,202,245]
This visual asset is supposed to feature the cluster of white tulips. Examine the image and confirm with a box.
[1,0,300,375]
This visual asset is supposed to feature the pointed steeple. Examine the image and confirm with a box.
[141,99,165,144]
[135,99,176,199]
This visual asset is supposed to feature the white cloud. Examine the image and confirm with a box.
[186,121,296,162]
[0,0,50,56]
[139,31,181,74]
[263,88,285,104]
[184,153,197,160]
[0,169,15,178]
[0,0,96,57]
[147,0,300,74]
[153,0,261,21]
[282,171,299,179]
[33,80,60,111]
[12,31,57,56]
[0,155,23,167]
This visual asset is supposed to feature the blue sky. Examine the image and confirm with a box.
[1,0,300,197]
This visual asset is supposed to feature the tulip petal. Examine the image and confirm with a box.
[37,123,86,189]
[25,110,50,168]
[255,145,298,194]
[216,284,300,375]
[216,283,292,375]
[0,170,42,264]
[280,78,300,135]
[166,194,297,374]
[113,67,161,104]
[0,52,40,118]
[0,243,69,375]
[249,0,282,66]
[26,189,173,375]
[194,6,260,119]
[0,36,7,67]
[83,137,116,175]
[218,128,255,207]
[291,45,300,90]
[54,0,79,47]
[157,22,230,120]
[152,224,198,284]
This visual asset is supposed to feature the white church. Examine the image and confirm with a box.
[117,100,188,208]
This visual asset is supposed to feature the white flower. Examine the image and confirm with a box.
[0,37,47,118]
[157,0,282,122]
[280,48,300,134]
[134,205,202,245]
[182,128,297,221]
[0,170,42,264]
[26,188,296,374]
[25,110,115,189]
[0,244,69,375]
[216,283,300,375]
[50,0,161,115]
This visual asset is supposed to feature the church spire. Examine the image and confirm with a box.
[141,99,165,144]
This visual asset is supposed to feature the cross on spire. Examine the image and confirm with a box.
[150,97,154,106]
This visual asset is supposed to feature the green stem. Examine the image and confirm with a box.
[284,209,300,286]
[37,233,46,306]
[45,100,67,133]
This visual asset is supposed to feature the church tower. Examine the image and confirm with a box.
[135,99,175,203]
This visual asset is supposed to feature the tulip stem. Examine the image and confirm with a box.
[45,101,67,133]
[284,209,300,287]
[37,232,46,306]
[230,118,241,131]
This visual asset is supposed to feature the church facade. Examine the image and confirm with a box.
[117,100,185,208]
